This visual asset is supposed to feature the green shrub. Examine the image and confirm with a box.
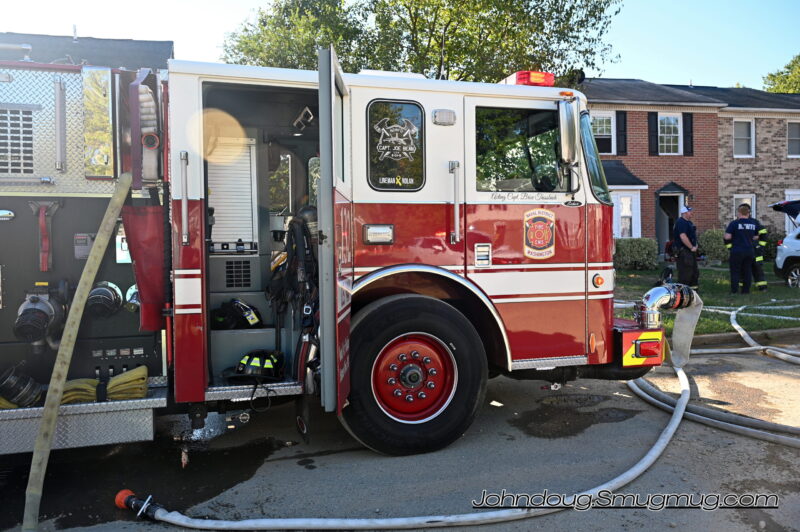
[762,226,782,261]
[613,238,658,270]
[699,229,727,262]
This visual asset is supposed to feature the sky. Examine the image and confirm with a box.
[2,0,799,89]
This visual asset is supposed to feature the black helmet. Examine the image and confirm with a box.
[235,350,284,381]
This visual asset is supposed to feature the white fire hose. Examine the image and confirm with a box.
[116,286,706,529]
[628,298,800,448]
[113,286,799,529]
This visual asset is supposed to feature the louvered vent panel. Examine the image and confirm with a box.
[225,260,252,288]
[0,108,34,174]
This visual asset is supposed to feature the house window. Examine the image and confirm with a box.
[733,193,756,218]
[658,113,682,155]
[788,122,800,158]
[610,190,641,238]
[0,108,34,175]
[590,112,615,154]
[733,119,755,157]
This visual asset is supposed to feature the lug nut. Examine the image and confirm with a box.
[418,392,427,399]
[426,381,435,389]
[405,395,414,402]
[389,364,398,371]
[428,368,438,376]
[422,357,431,364]
[411,351,420,359]
[393,389,403,397]
[398,353,408,361]
[387,377,397,385]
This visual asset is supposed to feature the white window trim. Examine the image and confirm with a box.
[658,113,683,156]
[788,121,800,158]
[733,193,756,219]
[733,118,755,159]
[590,110,616,155]
[610,190,641,238]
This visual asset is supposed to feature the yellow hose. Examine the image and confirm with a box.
[23,172,132,531]
[0,365,148,408]
[61,365,148,404]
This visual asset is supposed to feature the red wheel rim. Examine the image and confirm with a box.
[371,333,457,423]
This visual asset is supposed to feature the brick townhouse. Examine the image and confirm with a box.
[581,79,725,253]
[666,85,800,235]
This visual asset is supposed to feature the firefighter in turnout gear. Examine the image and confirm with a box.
[724,203,762,294]
[747,226,769,291]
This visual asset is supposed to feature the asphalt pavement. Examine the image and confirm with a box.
[2,349,798,532]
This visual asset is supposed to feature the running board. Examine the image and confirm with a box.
[205,381,303,402]
[0,388,167,455]
[510,355,589,371]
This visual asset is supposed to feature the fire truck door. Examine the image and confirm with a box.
[463,96,588,363]
[318,47,353,413]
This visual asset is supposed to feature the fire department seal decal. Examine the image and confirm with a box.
[374,118,418,161]
[524,208,556,260]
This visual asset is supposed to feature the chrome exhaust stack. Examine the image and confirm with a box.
[635,284,695,329]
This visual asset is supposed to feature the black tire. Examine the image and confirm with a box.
[340,295,487,455]
[787,264,800,288]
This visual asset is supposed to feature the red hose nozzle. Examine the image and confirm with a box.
[115,489,135,509]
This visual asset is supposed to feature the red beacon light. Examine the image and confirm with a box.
[500,71,555,87]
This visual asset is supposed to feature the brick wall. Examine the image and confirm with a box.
[593,108,720,237]
[718,114,800,233]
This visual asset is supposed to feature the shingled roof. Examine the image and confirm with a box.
[581,78,726,106]
[666,85,800,110]
[602,160,647,187]
[0,32,173,71]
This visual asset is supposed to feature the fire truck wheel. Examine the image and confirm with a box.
[341,294,488,455]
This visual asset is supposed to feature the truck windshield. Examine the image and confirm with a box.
[579,112,611,204]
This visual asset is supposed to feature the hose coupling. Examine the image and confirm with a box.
[635,283,695,329]
[115,490,164,520]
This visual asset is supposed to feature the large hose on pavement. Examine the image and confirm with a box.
[629,298,800,449]
[23,172,132,531]
[117,367,692,529]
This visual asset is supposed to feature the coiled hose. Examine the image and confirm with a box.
[23,172,132,532]
[629,299,800,449]
[0,365,148,407]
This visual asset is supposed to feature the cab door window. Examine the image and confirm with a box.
[367,100,425,191]
[475,107,564,193]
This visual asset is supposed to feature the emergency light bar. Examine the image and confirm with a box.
[500,71,555,87]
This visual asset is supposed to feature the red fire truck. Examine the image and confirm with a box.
[0,48,673,456]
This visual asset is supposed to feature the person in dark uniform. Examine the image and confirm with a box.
[724,203,761,294]
[672,205,699,289]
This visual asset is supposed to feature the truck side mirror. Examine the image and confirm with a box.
[558,99,580,191]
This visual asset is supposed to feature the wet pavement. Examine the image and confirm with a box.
[1,347,798,532]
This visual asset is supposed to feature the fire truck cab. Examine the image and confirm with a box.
[0,48,668,456]
[161,49,664,454]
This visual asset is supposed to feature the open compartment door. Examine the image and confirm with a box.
[318,47,353,413]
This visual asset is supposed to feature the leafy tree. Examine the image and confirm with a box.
[763,53,800,93]
[223,0,621,83]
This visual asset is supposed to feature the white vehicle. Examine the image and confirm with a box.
[772,200,800,287]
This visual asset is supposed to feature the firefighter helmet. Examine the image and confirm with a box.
[234,350,284,381]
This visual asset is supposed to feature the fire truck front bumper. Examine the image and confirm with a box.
[613,323,665,368]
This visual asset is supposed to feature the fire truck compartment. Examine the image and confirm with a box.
[0,387,167,455]
[201,82,319,385]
